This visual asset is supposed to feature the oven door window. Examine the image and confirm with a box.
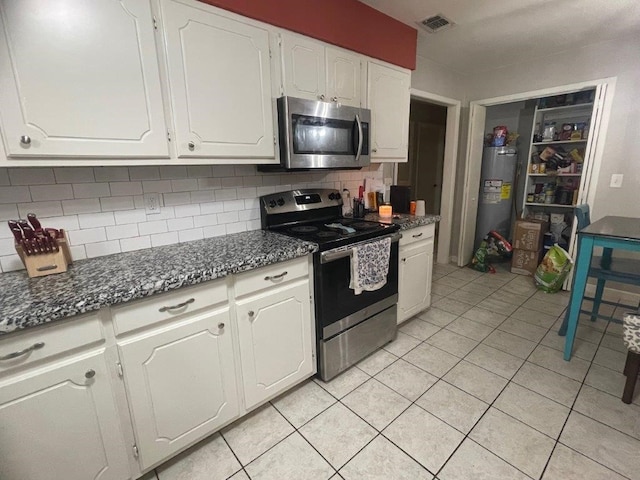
[292,114,357,156]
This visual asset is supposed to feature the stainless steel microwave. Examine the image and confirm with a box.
[263,96,371,171]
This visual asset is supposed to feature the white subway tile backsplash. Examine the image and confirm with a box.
[129,166,160,181]
[138,220,168,236]
[1,254,24,272]
[151,231,179,247]
[174,204,201,217]
[114,209,147,225]
[244,198,260,210]
[160,166,188,179]
[78,212,115,229]
[200,202,224,215]
[100,196,135,212]
[0,169,9,186]
[187,166,212,178]
[149,206,175,220]
[142,180,172,193]
[0,239,17,256]
[73,182,110,199]
[217,211,239,224]
[243,176,263,187]
[203,225,226,238]
[239,209,259,221]
[120,235,151,252]
[0,204,19,221]
[94,166,130,182]
[223,200,245,212]
[62,198,101,215]
[211,165,236,177]
[190,190,215,204]
[197,177,222,190]
[167,217,194,231]
[109,181,143,196]
[106,224,139,240]
[172,178,198,192]
[225,221,247,234]
[85,240,121,258]
[256,186,276,196]
[68,227,107,245]
[163,192,191,206]
[193,214,218,228]
[54,167,95,184]
[30,184,74,202]
[178,228,204,243]
[38,215,80,232]
[247,219,261,231]
[17,201,63,219]
[261,175,282,186]
[214,189,237,201]
[9,168,55,185]
[68,245,87,261]
[220,176,243,188]
[234,165,255,176]
[236,187,257,199]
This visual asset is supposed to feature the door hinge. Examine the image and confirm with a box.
[268,47,272,59]
[116,362,124,378]
[133,444,139,458]
[273,135,277,145]
[153,16,158,30]
[167,130,172,142]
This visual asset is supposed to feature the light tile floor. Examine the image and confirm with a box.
[148,263,640,480]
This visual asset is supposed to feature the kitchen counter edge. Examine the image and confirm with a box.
[365,213,440,230]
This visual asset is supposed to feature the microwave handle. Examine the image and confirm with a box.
[354,114,363,162]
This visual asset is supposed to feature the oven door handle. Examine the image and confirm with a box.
[320,232,401,264]
[354,114,363,163]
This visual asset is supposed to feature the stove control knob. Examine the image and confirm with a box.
[269,200,277,208]
[328,192,336,200]
[277,197,285,206]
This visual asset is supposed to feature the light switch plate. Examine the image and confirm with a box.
[610,174,624,188]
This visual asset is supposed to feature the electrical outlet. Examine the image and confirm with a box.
[144,193,161,214]
[610,174,624,188]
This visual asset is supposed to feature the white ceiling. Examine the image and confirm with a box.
[359,0,640,74]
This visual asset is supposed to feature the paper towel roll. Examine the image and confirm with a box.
[415,200,426,216]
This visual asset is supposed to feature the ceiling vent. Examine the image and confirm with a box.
[418,14,454,33]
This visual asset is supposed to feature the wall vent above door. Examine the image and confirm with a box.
[418,14,454,33]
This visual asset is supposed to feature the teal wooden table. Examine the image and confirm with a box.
[562,216,640,360]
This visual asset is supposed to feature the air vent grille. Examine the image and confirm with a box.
[418,14,454,33]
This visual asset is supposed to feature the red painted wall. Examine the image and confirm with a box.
[198,0,417,70]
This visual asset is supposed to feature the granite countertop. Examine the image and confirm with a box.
[365,213,440,230]
[0,231,317,336]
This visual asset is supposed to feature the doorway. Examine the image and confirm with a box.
[399,89,461,265]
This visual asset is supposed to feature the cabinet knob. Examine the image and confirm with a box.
[85,369,96,379]
[188,141,195,150]
[218,322,225,330]
[248,310,254,317]
[318,94,325,101]
[20,135,31,146]
[331,96,338,102]
[372,148,378,153]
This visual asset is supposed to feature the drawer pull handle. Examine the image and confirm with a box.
[37,264,58,272]
[159,298,195,313]
[412,233,423,238]
[264,271,288,281]
[0,341,45,360]
[85,369,96,379]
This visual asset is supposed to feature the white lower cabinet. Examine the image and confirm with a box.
[117,307,238,470]
[398,226,435,324]
[0,350,130,480]
[235,280,314,409]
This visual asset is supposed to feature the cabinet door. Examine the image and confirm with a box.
[236,280,314,409]
[0,0,168,158]
[0,351,129,480]
[118,308,238,469]
[367,61,410,161]
[161,0,274,158]
[398,240,434,323]
[280,33,326,102]
[326,48,361,107]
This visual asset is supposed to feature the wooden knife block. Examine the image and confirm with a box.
[15,232,73,278]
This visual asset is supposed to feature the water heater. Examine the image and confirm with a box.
[474,146,518,249]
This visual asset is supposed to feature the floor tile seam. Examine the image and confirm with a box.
[268,394,338,432]
[537,337,597,362]
[401,341,468,378]
[553,440,635,480]
[292,424,343,475]
[375,429,441,477]
[219,433,247,477]
[398,322,444,342]
[312,366,373,401]
[234,429,299,471]
[525,356,589,383]
[490,401,566,442]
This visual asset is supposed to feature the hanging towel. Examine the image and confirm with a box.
[349,237,392,295]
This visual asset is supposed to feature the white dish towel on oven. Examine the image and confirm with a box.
[349,236,392,295]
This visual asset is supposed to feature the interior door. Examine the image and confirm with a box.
[459,103,487,265]
[415,122,446,215]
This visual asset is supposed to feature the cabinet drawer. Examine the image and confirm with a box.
[399,224,436,247]
[234,257,308,298]
[0,314,103,374]
[111,279,228,336]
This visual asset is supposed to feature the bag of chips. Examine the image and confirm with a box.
[534,244,573,293]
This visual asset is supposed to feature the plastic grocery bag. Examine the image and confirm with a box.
[534,244,573,293]
[470,240,496,273]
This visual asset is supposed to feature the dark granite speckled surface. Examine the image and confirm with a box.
[365,213,440,230]
[0,231,317,335]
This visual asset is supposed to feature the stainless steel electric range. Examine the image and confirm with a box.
[260,188,400,380]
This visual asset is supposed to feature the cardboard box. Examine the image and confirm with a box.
[511,248,542,276]
[513,219,549,251]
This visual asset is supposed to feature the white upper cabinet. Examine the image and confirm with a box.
[160,0,275,159]
[367,61,410,161]
[0,0,169,158]
[280,33,362,107]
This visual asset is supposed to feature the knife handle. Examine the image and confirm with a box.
[8,221,23,243]
[27,213,42,231]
